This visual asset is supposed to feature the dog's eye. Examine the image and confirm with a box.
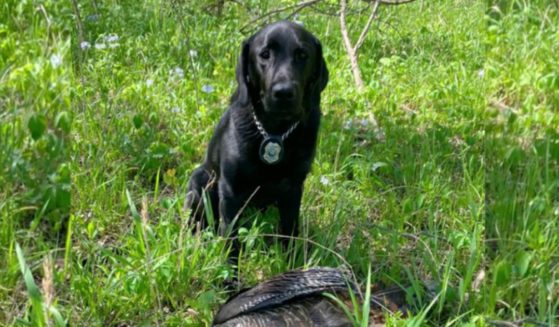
[259,50,271,60]
[295,49,308,61]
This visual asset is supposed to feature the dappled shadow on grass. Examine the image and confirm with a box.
[308,102,486,322]
[484,126,559,317]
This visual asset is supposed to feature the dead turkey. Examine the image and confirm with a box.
[212,267,412,327]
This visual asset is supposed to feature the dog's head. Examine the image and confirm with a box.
[234,21,329,125]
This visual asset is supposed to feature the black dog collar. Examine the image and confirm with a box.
[251,111,299,165]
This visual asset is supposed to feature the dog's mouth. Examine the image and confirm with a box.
[262,95,303,119]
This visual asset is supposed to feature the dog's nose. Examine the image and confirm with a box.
[272,83,295,101]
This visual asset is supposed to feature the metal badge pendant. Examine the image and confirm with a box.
[251,110,298,165]
[259,137,284,165]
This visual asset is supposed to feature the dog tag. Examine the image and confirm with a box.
[259,137,284,165]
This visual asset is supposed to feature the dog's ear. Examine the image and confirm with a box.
[308,37,329,107]
[232,38,252,106]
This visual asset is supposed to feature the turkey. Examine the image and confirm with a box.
[212,267,413,326]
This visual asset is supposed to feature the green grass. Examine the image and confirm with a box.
[1,0,558,325]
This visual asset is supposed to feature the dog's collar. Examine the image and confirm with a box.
[251,111,299,141]
[251,111,299,165]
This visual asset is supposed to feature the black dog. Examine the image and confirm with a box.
[186,21,328,245]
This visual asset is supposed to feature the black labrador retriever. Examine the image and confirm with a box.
[186,21,328,245]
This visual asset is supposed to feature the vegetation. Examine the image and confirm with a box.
[0,0,557,325]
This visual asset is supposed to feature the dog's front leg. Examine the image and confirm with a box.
[278,184,303,242]
[218,178,245,233]
[218,178,247,260]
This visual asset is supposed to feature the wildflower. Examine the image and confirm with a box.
[320,176,330,186]
[50,54,62,68]
[189,50,198,58]
[80,41,91,50]
[86,14,99,22]
[146,79,154,87]
[477,69,485,78]
[170,67,185,80]
[105,34,120,43]
[202,84,214,93]
[94,34,119,50]
[42,257,54,309]
[171,106,180,113]
[343,120,352,130]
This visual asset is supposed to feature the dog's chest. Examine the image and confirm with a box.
[237,157,306,196]
[251,176,293,206]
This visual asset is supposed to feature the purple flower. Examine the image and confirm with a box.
[202,84,214,93]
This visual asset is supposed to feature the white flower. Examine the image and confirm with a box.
[202,84,214,93]
[320,176,330,186]
[80,41,91,50]
[477,69,485,78]
[171,106,180,113]
[343,120,352,130]
[359,118,369,127]
[189,50,198,58]
[170,67,185,80]
[95,43,106,50]
[105,34,120,43]
[50,54,62,68]
[146,79,154,87]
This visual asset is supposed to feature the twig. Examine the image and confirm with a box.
[37,5,52,38]
[240,0,322,33]
[91,0,100,14]
[340,0,416,90]
[340,0,372,90]
[339,0,351,55]
[354,0,381,52]
[285,2,312,21]
[70,0,84,45]
[70,0,87,112]
[487,318,549,327]
[378,0,417,5]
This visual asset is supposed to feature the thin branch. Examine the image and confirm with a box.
[354,0,381,52]
[240,0,416,33]
[91,0,100,14]
[378,0,417,4]
[340,0,365,90]
[339,0,352,56]
[487,318,549,327]
[240,0,322,32]
[310,2,370,17]
[37,5,52,37]
[70,0,84,45]
[285,2,312,21]
[70,0,87,112]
